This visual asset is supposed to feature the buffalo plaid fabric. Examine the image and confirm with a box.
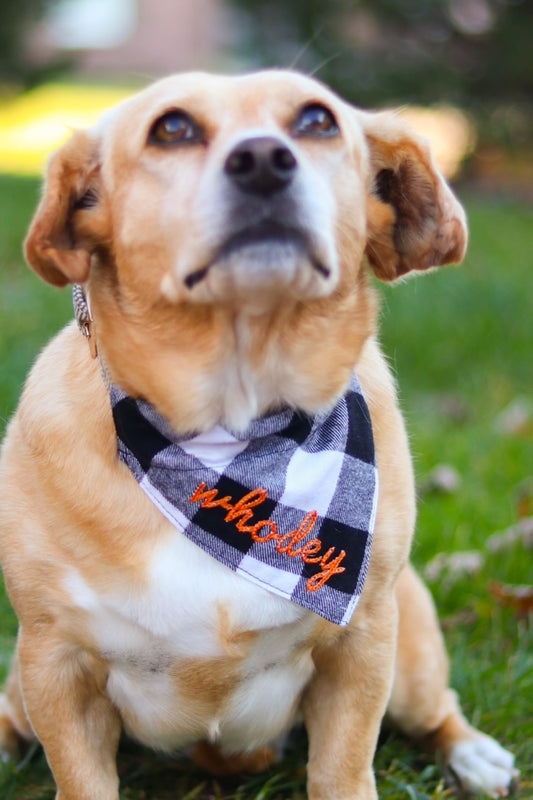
[110,374,378,626]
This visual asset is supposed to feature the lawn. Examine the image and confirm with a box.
[0,173,532,798]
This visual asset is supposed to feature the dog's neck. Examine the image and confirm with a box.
[84,272,377,435]
[216,314,264,430]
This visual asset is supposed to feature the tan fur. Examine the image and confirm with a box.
[192,740,277,776]
[0,70,515,800]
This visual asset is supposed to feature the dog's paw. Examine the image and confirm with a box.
[447,734,518,798]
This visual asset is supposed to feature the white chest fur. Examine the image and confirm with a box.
[63,525,317,753]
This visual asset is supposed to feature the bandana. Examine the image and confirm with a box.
[110,375,378,626]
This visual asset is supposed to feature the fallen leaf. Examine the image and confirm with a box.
[486,517,533,553]
[517,477,533,519]
[518,494,532,519]
[488,582,533,617]
[424,550,484,583]
[495,397,533,435]
[436,394,471,423]
[420,464,462,496]
[440,608,479,630]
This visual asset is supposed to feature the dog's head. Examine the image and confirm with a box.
[24,70,467,430]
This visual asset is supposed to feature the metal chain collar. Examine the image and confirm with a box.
[72,284,98,358]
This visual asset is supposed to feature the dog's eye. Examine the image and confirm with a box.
[149,110,202,145]
[294,104,339,137]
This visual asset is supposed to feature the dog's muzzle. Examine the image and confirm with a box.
[183,135,336,301]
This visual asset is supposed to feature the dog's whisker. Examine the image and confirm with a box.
[307,51,342,78]
[288,28,324,71]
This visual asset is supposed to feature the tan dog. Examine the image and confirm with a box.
[0,70,517,800]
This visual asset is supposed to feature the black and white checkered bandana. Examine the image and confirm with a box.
[110,374,378,626]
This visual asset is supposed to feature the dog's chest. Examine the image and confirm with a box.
[64,526,317,752]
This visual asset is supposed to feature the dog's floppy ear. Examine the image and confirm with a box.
[360,111,467,281]
[24,130,102,287]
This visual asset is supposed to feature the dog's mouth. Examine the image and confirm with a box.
[184,220,331,290]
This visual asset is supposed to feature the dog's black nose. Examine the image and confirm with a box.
[224,136,297,196]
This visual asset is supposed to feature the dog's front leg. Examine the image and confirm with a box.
[18,629,122,800]
[303,596,397,800]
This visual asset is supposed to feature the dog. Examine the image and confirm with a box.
[0,70,518,799]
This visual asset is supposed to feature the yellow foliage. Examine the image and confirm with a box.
[0,83,133,176]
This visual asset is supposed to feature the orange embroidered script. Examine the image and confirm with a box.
[189,483,346,592]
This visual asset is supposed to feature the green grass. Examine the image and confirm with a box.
[0,175,532,798]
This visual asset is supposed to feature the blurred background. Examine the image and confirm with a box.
[0,0,532,186]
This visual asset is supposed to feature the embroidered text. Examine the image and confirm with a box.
[189,483,346,592]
